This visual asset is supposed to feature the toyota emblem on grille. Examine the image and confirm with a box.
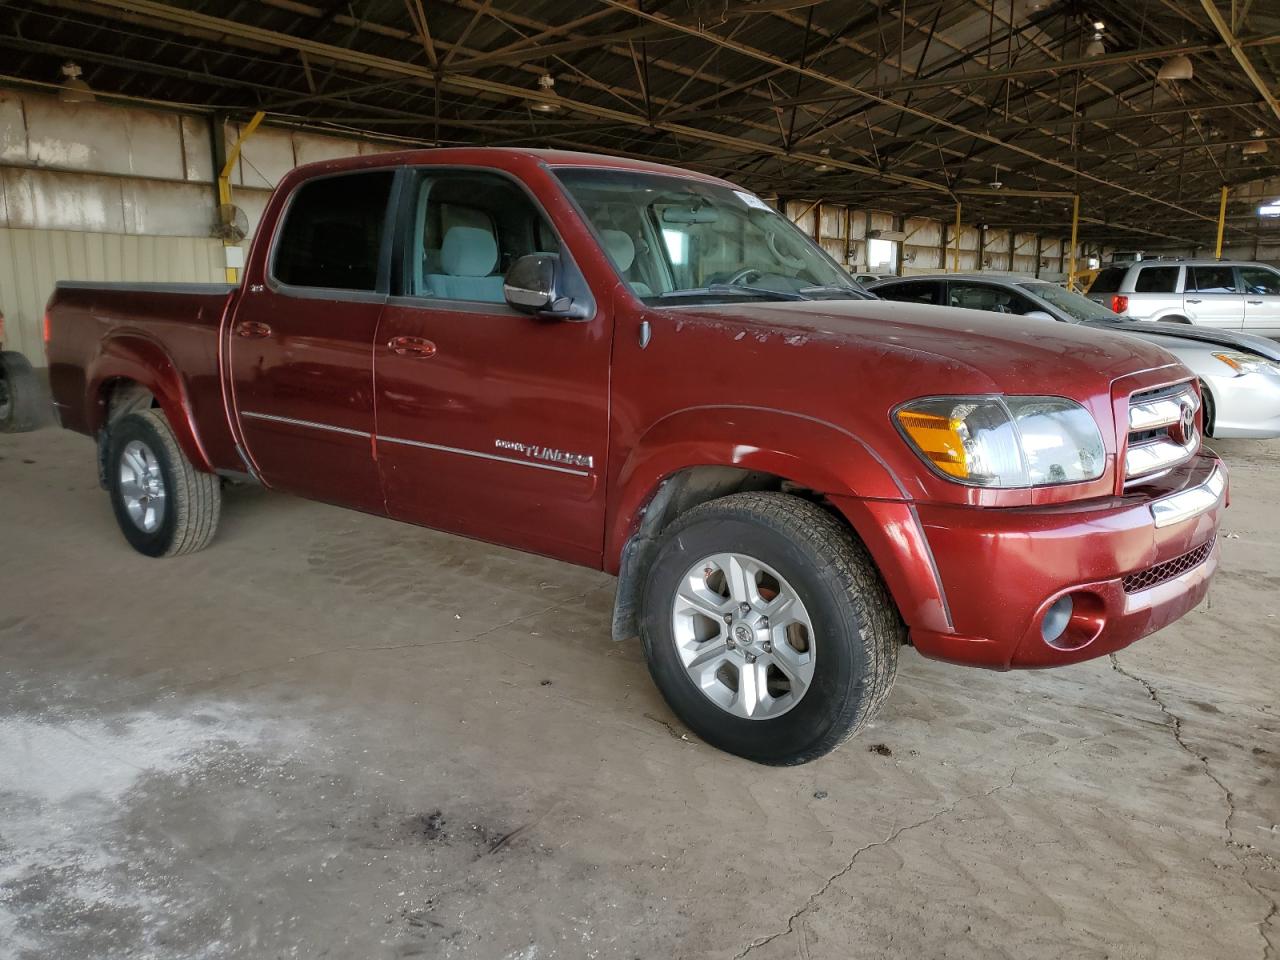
[1168,397,1196,445]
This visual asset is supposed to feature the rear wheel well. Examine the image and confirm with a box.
[1162,314,1191,324]
[611,466,839,642]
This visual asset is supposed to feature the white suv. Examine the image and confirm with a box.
[1087,259,1280,335]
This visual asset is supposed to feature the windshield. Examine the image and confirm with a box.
[555,168,868,303]
[1018,282,1119,322]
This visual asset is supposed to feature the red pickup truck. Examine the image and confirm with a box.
[45,148,1226,764]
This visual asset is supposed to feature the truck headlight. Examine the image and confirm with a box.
[894,396,1105,488]
[1212,352,1280,377]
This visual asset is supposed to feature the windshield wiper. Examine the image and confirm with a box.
[657,284,809,302]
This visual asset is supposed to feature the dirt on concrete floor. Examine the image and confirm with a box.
[0,427,1276,960]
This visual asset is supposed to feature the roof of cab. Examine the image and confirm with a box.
[290,146,737,188]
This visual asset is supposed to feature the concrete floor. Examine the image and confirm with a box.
[1,427,1276,960]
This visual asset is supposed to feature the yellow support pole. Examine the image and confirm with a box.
[1067,194,1080,291]
[217,111,266,283]
[1214,185,1228,260]
[950,200,961,273]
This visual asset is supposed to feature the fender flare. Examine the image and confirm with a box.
[606,405,909,572]
[85,332,213,472]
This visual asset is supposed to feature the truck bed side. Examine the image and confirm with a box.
[45,281,242,473]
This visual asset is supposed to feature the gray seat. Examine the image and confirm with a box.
[424,208,505,303]
[600,228,653,297]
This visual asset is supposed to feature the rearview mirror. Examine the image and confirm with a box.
[504,253,590,321]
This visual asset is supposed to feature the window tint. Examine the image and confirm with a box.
[949,283,1032,314]
[875,281,942,305]
[1088,267,1127,294]
[1134,266,1180,293]
[1188,266,1238,294]
[405,171,559,303]
[274,171,393,291]
[1239,266,1280,296]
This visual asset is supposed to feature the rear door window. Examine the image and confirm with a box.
[1088,267,1126,293]
[1187,266,1239,294]
[949,283,1032,314]
[273,171,395,291]
[1134,266,1180,293]
[874,280,944,305]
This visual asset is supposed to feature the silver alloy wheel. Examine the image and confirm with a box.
[671,552,816,720]
[118,439,166,533]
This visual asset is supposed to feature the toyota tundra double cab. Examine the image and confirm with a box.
[44,148,1226,764]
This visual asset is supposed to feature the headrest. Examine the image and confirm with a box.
[600,229,636,272]
[441,207,498,277]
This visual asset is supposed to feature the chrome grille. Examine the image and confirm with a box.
[1124,383,1200,484]
[1121,537,1215,593]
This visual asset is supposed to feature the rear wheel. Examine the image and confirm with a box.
[107,409,221,557]
[0,351,42,433]
[639,492,903,765]
[1200,383,1216,438]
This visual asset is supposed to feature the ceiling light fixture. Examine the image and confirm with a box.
[1092,20,1106,30]
[1084,32,1106,57]
[1242,141,1270,156]
[529,73,560,113]
[813,147,835,173]
[58,62,95,103]
[1157,55,1194,81]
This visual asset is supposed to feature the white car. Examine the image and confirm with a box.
[1086,259,1280,335]
[868,273,1280,439]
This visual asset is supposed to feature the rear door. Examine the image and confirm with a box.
[1239,265,1280,335]
[372,167,611,566]
[228,169,397,512]
[1183,265,1245,329]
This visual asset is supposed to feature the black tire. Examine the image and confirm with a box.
[1163,315,1191,324]
[106,409,221,557]
[0,351,42,433]
[1201,383,1216,438]
[639,492,903,765]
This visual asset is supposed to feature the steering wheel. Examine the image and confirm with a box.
[725,267,763,286]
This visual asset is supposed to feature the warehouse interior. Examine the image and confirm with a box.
[1,2,1278,958]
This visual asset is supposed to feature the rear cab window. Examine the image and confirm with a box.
[1088,267,1126,294]
[273,171,395,292]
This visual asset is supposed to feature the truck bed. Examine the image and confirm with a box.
[46,281,241,472]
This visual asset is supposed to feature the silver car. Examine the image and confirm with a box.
[1086,259,1280,335]
[868,273,1280,439]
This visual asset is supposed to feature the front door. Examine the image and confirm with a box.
[228,168,396,513]
[373,168,611,566]
[1183,264,1245,329]
[1239,264,1280,336]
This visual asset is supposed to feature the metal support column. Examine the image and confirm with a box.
[217,111,266,283]
[1067,194,1080,291]
[951,201,961,273]
[1214,186,1229,260]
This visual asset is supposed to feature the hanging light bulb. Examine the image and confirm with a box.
[1084,32,1106,57]
[529,73,560,113]
[813,147,835,173]
[1157,55,1194,81]
[1242,141,1269,156]
[58,62,95,103]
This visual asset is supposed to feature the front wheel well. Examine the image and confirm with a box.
[610,466,836,643]
[1200,381,1216,438]
[97,379,159,487]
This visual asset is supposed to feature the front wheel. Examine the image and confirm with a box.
[639,492,903,765]
[107,409,221,557]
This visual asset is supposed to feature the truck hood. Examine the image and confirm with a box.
[667,299,1185,395]
[1082,318,1280,362]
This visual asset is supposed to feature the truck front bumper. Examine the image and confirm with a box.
[841,453,1226,670]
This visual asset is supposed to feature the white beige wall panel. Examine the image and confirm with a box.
[0,227,223,357]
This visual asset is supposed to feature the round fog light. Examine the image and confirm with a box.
[1041,595,1074,643]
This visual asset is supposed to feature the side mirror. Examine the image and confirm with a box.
[1023,310,1056,322]
[504,253,590,321]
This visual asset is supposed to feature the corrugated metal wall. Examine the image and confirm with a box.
[0,228,225,357]
[0,89,392,357]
